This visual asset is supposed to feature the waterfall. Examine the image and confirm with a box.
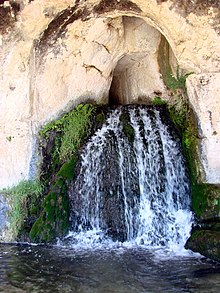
[66,105,193,248]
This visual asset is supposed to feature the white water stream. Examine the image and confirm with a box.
[65,105,193,251]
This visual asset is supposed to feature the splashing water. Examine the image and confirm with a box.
[65,105,193,250]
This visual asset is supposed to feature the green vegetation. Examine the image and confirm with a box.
[165,66,193,91]
[186,229,220,262]
[168,95,187,130]
[0,180,43,239]
[29,104,96,243]
[39,104,95,163]
[191,184,220,219]
[152,96,167,106]
[119,111,135,143]
[163,67,220,221]
[1,103,97,242]
[39,103,95,187]
[168,95,220,220]
[159,64,220,261]
[96,112,106,124]
[29,158,77,243]
[59,104,94,162]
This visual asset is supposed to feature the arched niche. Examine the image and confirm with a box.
[108,16,178,105]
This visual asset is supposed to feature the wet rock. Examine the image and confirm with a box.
[186,229,220,263]
[0,194,10,241]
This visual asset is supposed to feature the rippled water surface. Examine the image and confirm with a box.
[1,244,220,293]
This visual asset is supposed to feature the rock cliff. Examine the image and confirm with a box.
[0,0,219,187]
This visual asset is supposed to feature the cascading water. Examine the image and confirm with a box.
[66,105,193,249]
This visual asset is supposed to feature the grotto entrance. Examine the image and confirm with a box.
[108,16,177,106]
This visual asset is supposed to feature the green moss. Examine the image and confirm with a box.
[0,180,43,239]
[167,94,220,221]
[29,169,70,243]
[56,155,78,180]
[152,96,167,106]
[39,104,95,163]
[168,102,187,131]
[157,59,203,218]
[165,73,220,261]
[192,185,220,220]
[177,109,220,220]
[186,230,220,262]
[168,105,200,217]
[29,104,96,243]
[119,112,135,143]
[151,35,218,260]
[191,184,208,218]
[209,222,220,231]
[190,182,220,220]
[96,112,105,124]
[59,104,95,162]
[123,124,135,143]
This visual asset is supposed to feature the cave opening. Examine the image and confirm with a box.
[109,53,147,105]
[108,16,177,106]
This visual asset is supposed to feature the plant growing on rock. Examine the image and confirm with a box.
[0,180,43,239]
[29,103,96,243]
[152,96,167,106]
[163,67,220,234]
[165,66,193,92]
[0,103,97,243]
[59,104,95,162]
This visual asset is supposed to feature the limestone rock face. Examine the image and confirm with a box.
[187,73,220,183]
[0,0,220,188]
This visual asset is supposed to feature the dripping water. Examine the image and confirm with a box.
[66,105,193,249]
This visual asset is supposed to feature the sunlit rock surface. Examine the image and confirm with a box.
[187,73,220,183]
[0,0,220,188]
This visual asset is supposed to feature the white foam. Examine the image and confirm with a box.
[65,106,194,252]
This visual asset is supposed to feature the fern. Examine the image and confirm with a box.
[165,66,193,91]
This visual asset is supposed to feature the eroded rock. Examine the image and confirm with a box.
[0,0,219,190]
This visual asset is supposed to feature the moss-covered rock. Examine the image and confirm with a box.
[186,230,220,262]
[169,100,220,261]
[0,180,43,241]
[152,96,167,106]
[119,111,135,143]
[169,105,220,261]
[181,111,220,222]
[160,62,220,262]
[29,158,76,243]
[192,184,220,220]
[29,104,96,243]
[96,112,106,124]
